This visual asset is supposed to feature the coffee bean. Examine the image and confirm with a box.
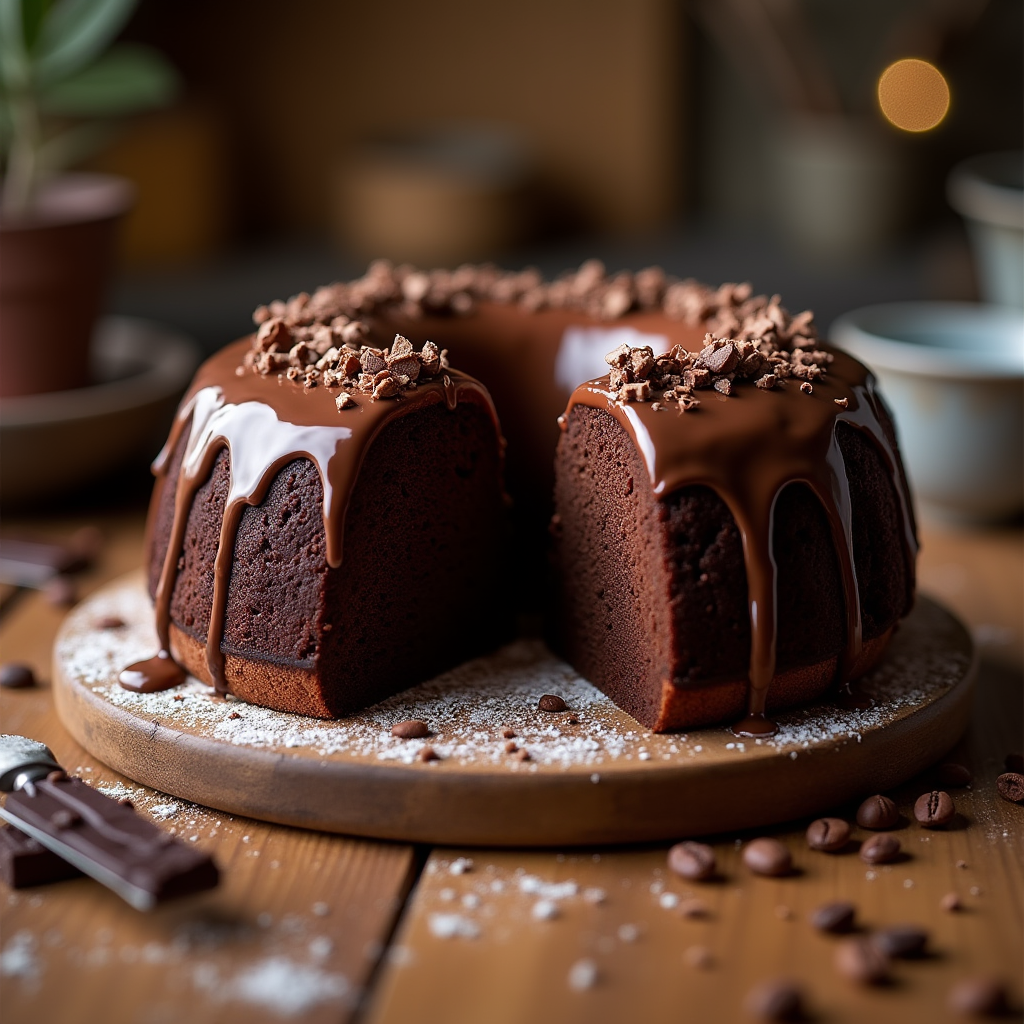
[810,901,856,933]
[538,694,568,712]
[940,891,961,912]
[859,833,901,864]
[743,838,792,877]
[835,937,890,984]
[914,790,955,828]
[948,977,1008,1017]
[995,772,1024,804]
[0,663,36,689]
[391,719,430,739]
[668,841,716,881]
[1005,753,1024,774]
[938,762,972,787]
[871,925,928,958]
[744,978,805,1021]
[806,817,851,852]
[856,794,899,829]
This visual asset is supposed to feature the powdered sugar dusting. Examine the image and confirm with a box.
[57,575,969,776]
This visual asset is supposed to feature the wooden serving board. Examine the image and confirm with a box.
[53,573,975,846]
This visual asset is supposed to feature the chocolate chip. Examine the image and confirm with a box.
[96,615,126,630]
[743,838,792,877]
[855,794,899,829]
[871,925,928,959]
[914,790,955,827]
[1005,753,1024,774]
[947,977,1008,1017]
[835,937,890,984]
[667,841,716,881]
[744,978,805,1021]
[392,719,430,739]
[938,763,972,787]
[810,901,856,933]
[940,891,961,912]
[417,746,439,762]
[859,834,901,864]
[0,663,36,689]
[805,817,850,852]
[537,694,568,713]
[995,772,1024,803]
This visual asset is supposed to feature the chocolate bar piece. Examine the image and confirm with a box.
[0,824,82,888]
[1,776,218,909]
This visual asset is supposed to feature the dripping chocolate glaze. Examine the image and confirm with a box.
[563,345,917,737]
[121,338,500,695]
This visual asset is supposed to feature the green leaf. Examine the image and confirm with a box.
[0,0,29,91]
[37,43,177,116]
[33,0,138,86]
[22,0,51,50]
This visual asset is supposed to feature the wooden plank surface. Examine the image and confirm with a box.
[2,513,1022,1024]
[0,514,418,1024]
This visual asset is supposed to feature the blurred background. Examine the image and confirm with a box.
[1,0,1022,520]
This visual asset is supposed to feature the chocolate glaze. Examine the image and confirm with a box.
[118,651,184,693]
[141,339,499,694]
[564,346,916,734]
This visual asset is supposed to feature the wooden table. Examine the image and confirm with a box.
[2,512,1021,1024]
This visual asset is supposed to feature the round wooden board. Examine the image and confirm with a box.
[54,572,975,847]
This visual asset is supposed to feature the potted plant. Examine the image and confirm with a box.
[0,0,177,397]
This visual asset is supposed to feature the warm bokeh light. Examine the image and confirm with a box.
[877,58,951,132]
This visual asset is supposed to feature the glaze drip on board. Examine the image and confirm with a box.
[564,345,916,735]
[125,338,499,695]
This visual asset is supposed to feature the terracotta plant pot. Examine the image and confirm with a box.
[0,173,134,398]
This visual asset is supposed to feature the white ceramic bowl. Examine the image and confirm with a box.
[831,301,1024,525]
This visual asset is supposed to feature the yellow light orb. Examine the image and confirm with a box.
[878,58,950,132]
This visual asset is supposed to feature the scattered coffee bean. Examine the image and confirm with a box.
[417,746,439,762]
[0,663,36,689]
[683,945,713,969]
[860,834,901,864]
[744,978,805,1021]
[806,817,851,852]
[938,762,972,787]
[871,925,928,959]
[948,977,1008,1017]
[668,841,716,881]
[96,615,126,630]
[538,694,568,712]
[856,794,899,829]
[743,838,792,877]
[500,727,516,739]
[940,891,961,912]
[914,790,956,828]
[810,901,856,933]
[835,937,890,984]
[678,897,710,919]
[1005,753,1024,774]
[995,772,1024,804]
[392,720,430,739]
[44,576,77,607]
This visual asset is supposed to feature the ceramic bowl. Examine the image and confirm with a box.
[831,301,1024,525]
[0,316,198,506]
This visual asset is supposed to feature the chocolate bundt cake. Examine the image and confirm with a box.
[126,332,508,718]
[128,260,915,733]
[553,312,917,734]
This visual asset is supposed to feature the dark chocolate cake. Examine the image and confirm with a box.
[130,261,915,732]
